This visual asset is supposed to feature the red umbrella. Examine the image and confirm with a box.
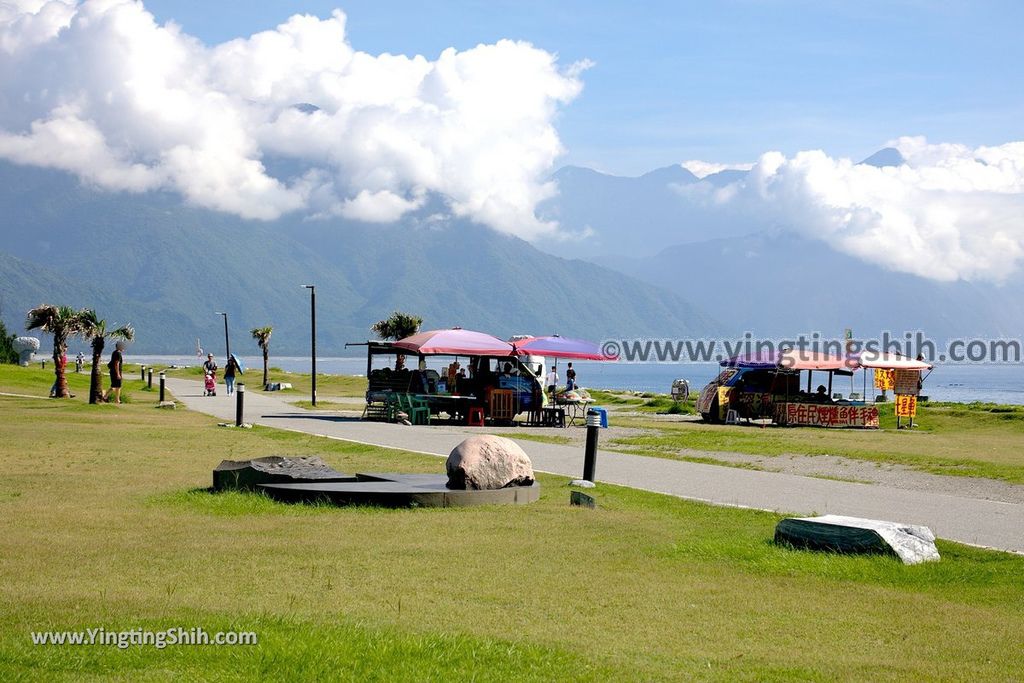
[512,335,615,360]
[393,328,514,356]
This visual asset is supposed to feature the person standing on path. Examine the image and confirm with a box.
[545,365,558,405]
[102,342,124,404]
[224,354,240,395]
[566,362,577,391]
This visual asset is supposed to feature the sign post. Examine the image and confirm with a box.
[893,369,921,429]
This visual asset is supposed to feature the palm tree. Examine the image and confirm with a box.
[79,310,135,404]
[371,311,422,370]
[25,305,86,399]
[250,326,273,388]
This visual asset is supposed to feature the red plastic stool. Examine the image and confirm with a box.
[467,407,485,426]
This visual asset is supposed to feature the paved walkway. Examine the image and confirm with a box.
[167,378,1024,553]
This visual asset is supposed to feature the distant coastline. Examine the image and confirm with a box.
[126,355,1024,406]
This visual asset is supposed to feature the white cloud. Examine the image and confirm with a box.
[720,136,1024,282]
[0,1,586,236]
[681,160,754,179]
[340,189,424,223]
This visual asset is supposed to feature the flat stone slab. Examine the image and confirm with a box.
[259,473,540,508]
[775,514,940,565]
[213,456,355,491]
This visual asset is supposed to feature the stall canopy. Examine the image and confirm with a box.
[721,351,779,369]
[721,350,847,371]
[393,328,514,356]
[512,335,614,360]
[855,351,933,370]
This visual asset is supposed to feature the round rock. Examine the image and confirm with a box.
[446,435,535,490]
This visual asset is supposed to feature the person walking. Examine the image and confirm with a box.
[566,362,577,391]
[75,352,84,373]
[102,342,125,404]
[545,365,558,404]
[224,354,240,395]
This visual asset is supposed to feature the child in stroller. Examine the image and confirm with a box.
[204,370,217,396]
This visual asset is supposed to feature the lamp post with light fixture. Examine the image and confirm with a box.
[302,285,316,406]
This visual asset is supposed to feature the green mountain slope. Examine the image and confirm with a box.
[0,162,718,353]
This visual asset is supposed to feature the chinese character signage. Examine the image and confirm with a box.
[874,369,895,391]
[774,402,880,428]
[894,369,920,396]
[894,394,917,417]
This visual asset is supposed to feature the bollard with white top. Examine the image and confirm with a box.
[235,383,245,427]
[140,365,146,382]
[147,367,153,389]
[582,408,603,482]
[158,371,166,403]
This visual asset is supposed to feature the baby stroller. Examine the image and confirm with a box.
[204,371,217,396]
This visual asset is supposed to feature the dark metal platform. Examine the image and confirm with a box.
[259,472,540,508]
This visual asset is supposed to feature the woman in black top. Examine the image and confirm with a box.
[103,342,125,404]
[224,354,240,395]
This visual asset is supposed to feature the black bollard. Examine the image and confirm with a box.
[582,409,601,482]
[235,383,245,427]
[159,371,166,403]
[147,368,153,389]
[141,365,146,381]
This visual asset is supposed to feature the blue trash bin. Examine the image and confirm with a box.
[588,406,608,428]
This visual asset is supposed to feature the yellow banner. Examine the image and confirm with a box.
[874,368,894,390]
[894,394,917,417]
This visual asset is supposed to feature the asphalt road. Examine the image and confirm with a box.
[167,377,1024,553]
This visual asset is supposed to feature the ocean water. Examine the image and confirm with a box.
[129,354,1024,405]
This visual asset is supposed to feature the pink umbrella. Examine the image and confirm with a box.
[393,328,514,356]
[513,335,615,360]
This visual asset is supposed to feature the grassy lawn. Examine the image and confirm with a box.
[612,401,1024,483]
[590,388,698,415]
[2,363,1024,679]
[160,365,368,402]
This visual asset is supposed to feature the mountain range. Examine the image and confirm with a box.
[2,145,1018,356]
[540,148,1024,340]
[0,161,717,355]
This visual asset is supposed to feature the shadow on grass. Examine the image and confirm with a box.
[150,486,454,516]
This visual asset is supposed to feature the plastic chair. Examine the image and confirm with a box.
[398,394,430,425]
[467,406,485,426]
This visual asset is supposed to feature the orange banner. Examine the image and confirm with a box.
[894,394,917,417]
[874,368,894,390]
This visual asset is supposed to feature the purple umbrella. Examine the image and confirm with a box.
[512,335,615,360]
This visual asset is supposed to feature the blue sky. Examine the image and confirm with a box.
[125,1,1024,174]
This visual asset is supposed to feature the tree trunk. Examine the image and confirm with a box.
[89,337,105,404]
[53,337,71,399]
[262,347,269,388]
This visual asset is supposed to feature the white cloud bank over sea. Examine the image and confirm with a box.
[1,2,1023,283]
[0,0,586,239]
[705,137,1024,283]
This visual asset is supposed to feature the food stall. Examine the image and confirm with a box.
[351,329,615,426]
[854,351,933,428]
[696,349,934,428]
[350,329,541,424]
[696,350,878,428]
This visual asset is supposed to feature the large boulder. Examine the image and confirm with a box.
[446,435,535,490]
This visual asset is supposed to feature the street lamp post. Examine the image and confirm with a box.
[302,285,316,406]
[215,312,230,363]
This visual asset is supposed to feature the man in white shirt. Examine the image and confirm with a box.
[545,365,558,402]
